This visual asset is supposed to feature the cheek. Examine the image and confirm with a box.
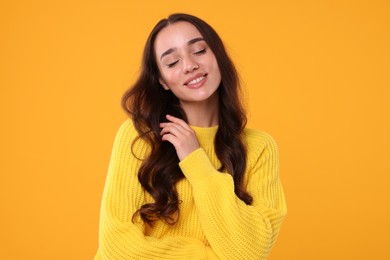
[207,55,220,72]
[162,69,182,86]
[211,60,221,79]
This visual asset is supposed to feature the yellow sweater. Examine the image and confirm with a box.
[95,119,287,260]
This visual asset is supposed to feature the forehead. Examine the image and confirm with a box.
[154,21,204,56]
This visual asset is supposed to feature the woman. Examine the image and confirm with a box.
[95,13,287,259]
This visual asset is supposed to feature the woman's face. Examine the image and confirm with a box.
[154,21,221,105]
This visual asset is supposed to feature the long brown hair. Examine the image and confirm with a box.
[122,13,252,226]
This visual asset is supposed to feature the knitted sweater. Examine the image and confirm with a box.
[95,119,287,260]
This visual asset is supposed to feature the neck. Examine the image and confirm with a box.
[180,94,219,127]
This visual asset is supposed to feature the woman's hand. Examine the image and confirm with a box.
[160,114,200,161]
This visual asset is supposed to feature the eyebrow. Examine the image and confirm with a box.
[160,37,205,61]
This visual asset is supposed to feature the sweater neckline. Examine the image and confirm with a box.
[190,125,218,141]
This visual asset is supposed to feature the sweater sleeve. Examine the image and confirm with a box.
[95,120,212,260]
[178,131,287,260]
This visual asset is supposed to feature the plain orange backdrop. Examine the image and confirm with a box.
[1,0,389,259]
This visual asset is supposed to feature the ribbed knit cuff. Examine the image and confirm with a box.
[179,148,217,187]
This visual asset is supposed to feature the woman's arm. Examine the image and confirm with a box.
[179,130,287,260]
[95,120,213,260]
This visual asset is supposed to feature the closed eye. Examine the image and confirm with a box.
[193,48,207,55]
[167,60,179,68]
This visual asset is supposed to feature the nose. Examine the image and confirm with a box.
[183,56,199,73]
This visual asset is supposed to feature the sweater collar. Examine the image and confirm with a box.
[190,125,218,142]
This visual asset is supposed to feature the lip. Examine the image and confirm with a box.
[183,73,208,89]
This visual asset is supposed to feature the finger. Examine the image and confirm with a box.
[160,123,185,137]
[161,133,180,147]
[161,132,196,161]
[166,114,192,131]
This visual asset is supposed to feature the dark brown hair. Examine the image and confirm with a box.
[122,13,252,226]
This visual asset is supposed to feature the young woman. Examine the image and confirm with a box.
[95,13,287,259]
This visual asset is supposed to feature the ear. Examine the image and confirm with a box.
[159,78,170,90]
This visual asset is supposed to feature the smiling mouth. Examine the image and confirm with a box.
[184,74,208,86]
[188,76,205,85]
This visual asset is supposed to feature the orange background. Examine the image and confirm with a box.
[1,1,389,259]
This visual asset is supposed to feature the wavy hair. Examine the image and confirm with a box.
[122,13,252,226]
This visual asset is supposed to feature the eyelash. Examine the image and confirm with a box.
[194,48,207,55]
[167,61,179,68]
[166,48,207,68]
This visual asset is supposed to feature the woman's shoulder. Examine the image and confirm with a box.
[243,127,277,145]
[112,118,143,147]
[243,127,278,157]
[116,118,138,137]
[112,118,151,157]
